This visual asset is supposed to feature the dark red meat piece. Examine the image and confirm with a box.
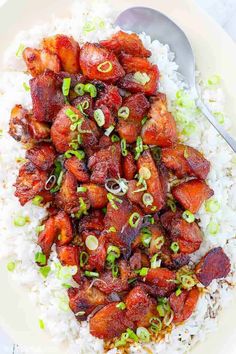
[100,31,151,57]
[172,179,214,214]
[23,47,61,77]
[169,287,200,323]
[80,43,125,82]
[26,142,56,171]
[14,162,48,206]
[161,144,210,179]
[83,183,108,209]
[64,156,90,183]
[142,93,177,147]
[145,268,176,295]
[30,70,65,122]
[123,153,137,180]
[118,53,159,95]
[195,247,231,286]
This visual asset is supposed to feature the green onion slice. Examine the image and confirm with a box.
[205,198,220,213]
[207,220,220,235]
[77,186,87,193]
[150,254,161,269]
[64,150,85,160]
[182,210,195,223]
[170,241,179,253]
[142,193,154,207]
[39,265,51,278]
[7,261,16,272]
[13,216,29,227]
[35,252,46,266]
[111,134,120,142]
[153,236,165,250]
[80,252,89,267]
[107,193,123,210]
[118,106,130,120]
[32,195,44,206]
[16,43,25,57]
[94,109,105,127]
[84,271,99,278]
[65,108,79,122]
[133,72,150,85]
[139,167,151,180]
[136,327,150,342]
[85,235,99,251]
[134,136,143,160]
[39,319,45,330]
[97,61,113,73]
[121,138,128,157]
[129,212,141,228]
[84,83,97,98]
[74,83,85,96]
[116,302,126,310]
[141,227,152,247]
[62,78,71,96]
[149,317,162,333]
[104,125,115,136]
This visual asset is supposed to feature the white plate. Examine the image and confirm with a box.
[0,0,236,353]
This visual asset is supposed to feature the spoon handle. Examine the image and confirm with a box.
[196,98,236,153]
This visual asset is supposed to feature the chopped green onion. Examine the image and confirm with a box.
[129,212,141,228]
[207,74,221,86]
[80,252,89,267]
[150,254,161,269]
[107,193,123,210]
[205,198,220,213]
[74,83,85,96]
[111,263,119,278]
[149,317,162,333]
[176,90,195,109]
[121,138,128,157]
[32,195,44,206]
[182,122,196,136]
[23,82,30,91]
[207,220,220,235]
[167,198,176,212]
[116,302,126,310]
[133,72,150,85]
[77,186,87,193]
[133,178,147,193]
[170,241,179,253]
[214,112,225,124]
[104,125,115,136]
[39,265,51,278]
[97,60,113,73]
[139,267,149,277]
[102,207,107,214]
[84,83,97,98]
[134,136,143,160]
[118,106,130,120]
[7,261,16,272]
[141,116,148,125]
[13,216,29,227]
[62,283,72,289]
[16,43,25,57]
[107,245,120,260]
[35,252,46,266]
[175,287,182,296]
[94,109,105,127]
[142,193,154,207]
[139,167,151,180]
[64,150,85,160]
[69,139,79,150]
[36,225,45,234]
[62,78,71,96]
[136,327,150,342]
[84,271,99,278]
[115,332,129,347]
[180,275,196,289]
[65,108,78,122]
[141,227,152,247]
[39,319,45,330]
[152,236,165,250]
[111,134,120,142]
[182,210,195,223]
[85,235,99,251]
[156,304,165,317]
[108,226,116,233]
[83,21,96,34]
[126,328,139,342]
[163,309,174,326]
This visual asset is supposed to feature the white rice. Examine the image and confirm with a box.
[0,1,236,353]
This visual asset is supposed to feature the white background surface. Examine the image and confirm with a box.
[0,0,235,352]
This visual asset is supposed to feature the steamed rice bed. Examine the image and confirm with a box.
[0,1,236,353]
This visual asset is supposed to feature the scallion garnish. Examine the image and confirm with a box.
[77,186,87,193]
[136,327,150,342]
[13,216,29,227]
[141,227,152,247]
[167,198,176,212]
[139,166,151,180]
[170,241,179,253]
[141,116,148,125]
[85,235,99,251]
[121,138,128,156]
[107,193,122,210]
[104,125,115,136]
[79,251,89,267]
[108,226,116,233]
[116,302,126,310]
[180,275,196,289]
[182,210,195,223]
[142,193,154,207]
[207,220,220,235]
[64,150,85,160]
[65,108,78,122]
[94,109,105,127]
[97,60,113,73]
[36,225,45,234]
[150,254,161,269]
[205,198,220,213]
[175,287,182,296]
[16,43,25,57]
[62,77,71,97]
[138,267,149,277]
[7,261,16,272]
[111,263,119,278]
[129,212,141,228]
[149,317,162,333]
[39,319,45,330]
[84,271,99,278]
[39,265,51,278]
[23,82,30,91]
[152,236,165,250]
[84,83,97,98]
[35,252,46,266]
[111,134,120,142]
[118,106,130,120]
[32,195,44,206]
[107,245,120,261]
[134,136,143,160]
[74,83,85,96]
[133,72,150,85]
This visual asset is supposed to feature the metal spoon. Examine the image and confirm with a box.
[115,7,236,152]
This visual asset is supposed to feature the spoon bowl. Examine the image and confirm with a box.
[115,7,236,152]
